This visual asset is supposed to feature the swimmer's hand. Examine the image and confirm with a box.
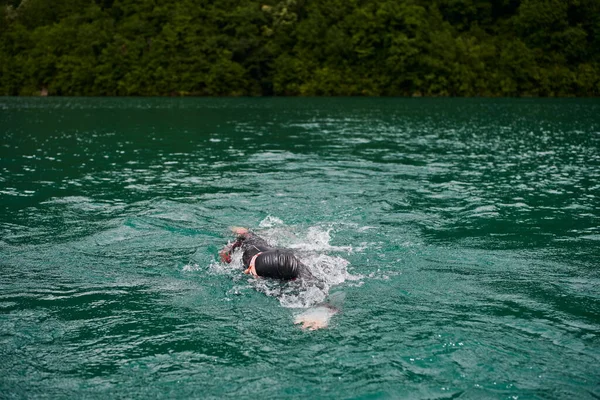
[243,264,258,277]
[219,247,232,263]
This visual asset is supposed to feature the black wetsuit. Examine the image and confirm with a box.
[231,233,309,280]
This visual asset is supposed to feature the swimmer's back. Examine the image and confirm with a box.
[254,250,305,280]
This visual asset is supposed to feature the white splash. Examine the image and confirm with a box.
[258,215,284,228]
[288,226,354,252]
[182,263,200,272]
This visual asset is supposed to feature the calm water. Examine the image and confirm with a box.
[1,98,599,399]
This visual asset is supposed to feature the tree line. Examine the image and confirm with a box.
[1,0,599,96]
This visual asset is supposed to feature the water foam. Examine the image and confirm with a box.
[258,215,284,228]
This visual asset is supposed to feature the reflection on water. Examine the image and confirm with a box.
[1,98,599,398]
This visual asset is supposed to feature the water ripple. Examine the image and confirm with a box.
[1,98,599,398]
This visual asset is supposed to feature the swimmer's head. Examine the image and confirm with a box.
[230,226,249,236]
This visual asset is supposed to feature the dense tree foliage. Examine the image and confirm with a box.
[1,0,599,96]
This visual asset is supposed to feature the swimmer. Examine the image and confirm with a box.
[220,226,337,330]
[220,227,315,280]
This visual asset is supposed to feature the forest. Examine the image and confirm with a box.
[0,0,599,96]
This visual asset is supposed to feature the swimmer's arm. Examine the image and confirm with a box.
[219,245,233,263]
[219,238,243,263]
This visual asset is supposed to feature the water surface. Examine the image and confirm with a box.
[1,98,599,398]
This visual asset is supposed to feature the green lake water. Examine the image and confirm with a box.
[1,98,599,399]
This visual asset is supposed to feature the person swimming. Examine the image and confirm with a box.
[220,226,340,330]
[220,227,314,280]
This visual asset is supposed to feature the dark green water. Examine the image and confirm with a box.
[1,98,599,399]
